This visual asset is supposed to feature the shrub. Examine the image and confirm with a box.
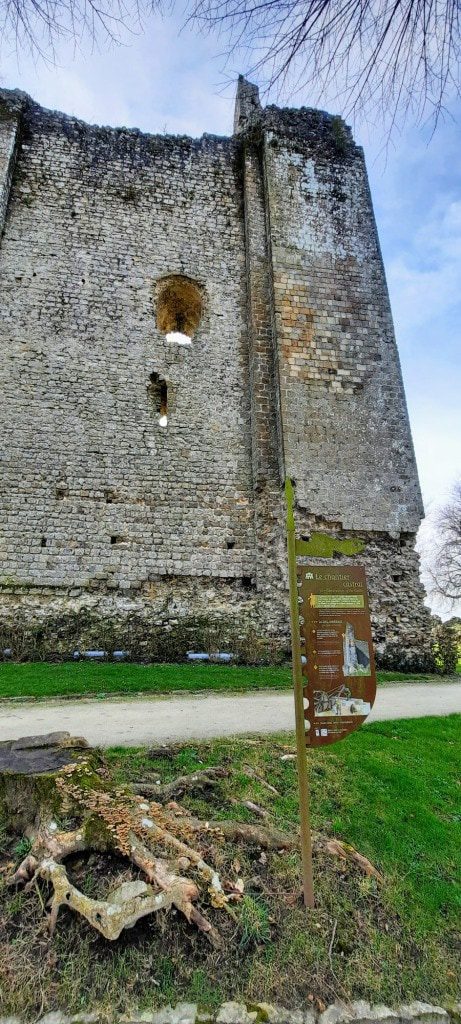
[430,619,459,675]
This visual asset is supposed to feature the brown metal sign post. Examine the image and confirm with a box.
[285,479,377,909]
[285,478,314,909]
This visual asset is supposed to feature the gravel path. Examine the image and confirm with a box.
[0,683,460,747]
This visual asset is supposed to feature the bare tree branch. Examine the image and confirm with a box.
[187,0,461,130]
[1,0,460,134]
[0,0,150,64]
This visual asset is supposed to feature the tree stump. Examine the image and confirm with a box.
[0,731,93,834]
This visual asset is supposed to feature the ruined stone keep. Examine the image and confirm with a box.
[0,78,431,666]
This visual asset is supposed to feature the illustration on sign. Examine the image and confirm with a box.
[297,565,377,746]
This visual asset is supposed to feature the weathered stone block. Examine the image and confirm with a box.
[216,1004,257,1024]
[398,1005,449,1024]
[255,1004,304,1024]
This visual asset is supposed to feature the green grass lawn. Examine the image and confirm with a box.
[107,714,461,950]
[0,660,446,700]
[1,716,460,1017]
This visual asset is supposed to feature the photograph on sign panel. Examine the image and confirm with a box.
[314,685,371,718]
[342,623,371,677]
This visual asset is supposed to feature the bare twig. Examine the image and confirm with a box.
[243,765,280,795]
[328,917,338,966]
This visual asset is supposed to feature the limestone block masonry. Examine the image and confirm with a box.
[0,78,433,667]
[0,998,457,1024]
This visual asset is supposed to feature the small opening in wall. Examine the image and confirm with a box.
[242,576,253,590]
[105,489,117,504]
[148,372,168,428]
[110,535,125,545]
[40,537,47,548]
[55,485,68,500]
[226,540,236,550]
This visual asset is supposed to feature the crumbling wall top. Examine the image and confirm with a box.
[233,76,262,134]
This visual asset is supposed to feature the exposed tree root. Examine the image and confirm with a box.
[199,818,296,849]
[323,838,383,882]
[132,767,229,800]
[5,734,292,944]
[232,799,270,819]
[242,765,280,795]
[12,821,223,945]
[3,732,382,948]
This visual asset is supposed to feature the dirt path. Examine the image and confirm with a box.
[0,682,460,746]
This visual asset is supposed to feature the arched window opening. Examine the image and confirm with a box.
[148,371,168,428]
[155,275,204,347]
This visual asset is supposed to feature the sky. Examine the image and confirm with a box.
[0,10,460,608]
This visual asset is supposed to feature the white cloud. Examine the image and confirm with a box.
[387,194,461,329]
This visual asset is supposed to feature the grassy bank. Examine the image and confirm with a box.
[0,660,446,700]
[1,715,460,1017]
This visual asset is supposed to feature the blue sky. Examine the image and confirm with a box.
[1,11,460,521]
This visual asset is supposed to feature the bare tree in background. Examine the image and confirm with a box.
[188,0,461,129]
[426,482,461,608]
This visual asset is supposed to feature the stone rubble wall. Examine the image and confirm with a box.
[0,91,254,590]
[1,998,458,1024]
[0,521,434,669]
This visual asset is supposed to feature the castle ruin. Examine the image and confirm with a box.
[0,78,432,666]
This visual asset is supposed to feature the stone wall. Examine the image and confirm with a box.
[0,997,456,1024]
[0,81,433,668]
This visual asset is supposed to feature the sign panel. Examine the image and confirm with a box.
[298,565,376,746]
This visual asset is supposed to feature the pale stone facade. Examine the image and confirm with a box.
[0,78,432,666]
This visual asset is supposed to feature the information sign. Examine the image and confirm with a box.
[298,565,377,746]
